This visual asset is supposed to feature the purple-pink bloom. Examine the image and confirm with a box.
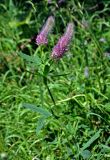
[36,16,55,45]
[51,23,74,59]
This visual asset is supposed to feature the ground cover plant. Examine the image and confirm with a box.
[0,0,110,159]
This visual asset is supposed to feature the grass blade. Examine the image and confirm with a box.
[81,130,102,151]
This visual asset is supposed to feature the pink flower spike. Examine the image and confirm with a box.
[36,16,55,45]
[51,22,74,59]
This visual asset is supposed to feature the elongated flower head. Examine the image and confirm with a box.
[36,16,55,45]
[51,22,74,59]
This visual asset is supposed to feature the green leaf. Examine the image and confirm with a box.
[43,64,50,76]
[18,52,41,65]
[81,130,102,151]
[81,150,91,159]
[23,103,52,117]
[36,116,46,134]
[104,103,110,112]
[101,144,110,152]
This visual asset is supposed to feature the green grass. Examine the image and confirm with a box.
[0,0,110,159]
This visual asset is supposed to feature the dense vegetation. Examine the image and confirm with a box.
[0,0,110,159]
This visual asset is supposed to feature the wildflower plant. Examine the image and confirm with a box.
[19,21,74,133]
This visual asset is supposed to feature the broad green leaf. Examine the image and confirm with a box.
[81,150,91,159]
[104,103,110,112]
[23,103,52,117]
[36,116,46,134]
[101,144,110,152]
[18,52,41,65]
[81,130,102,151]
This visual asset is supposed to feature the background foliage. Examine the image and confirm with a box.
[0,0,110,159]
